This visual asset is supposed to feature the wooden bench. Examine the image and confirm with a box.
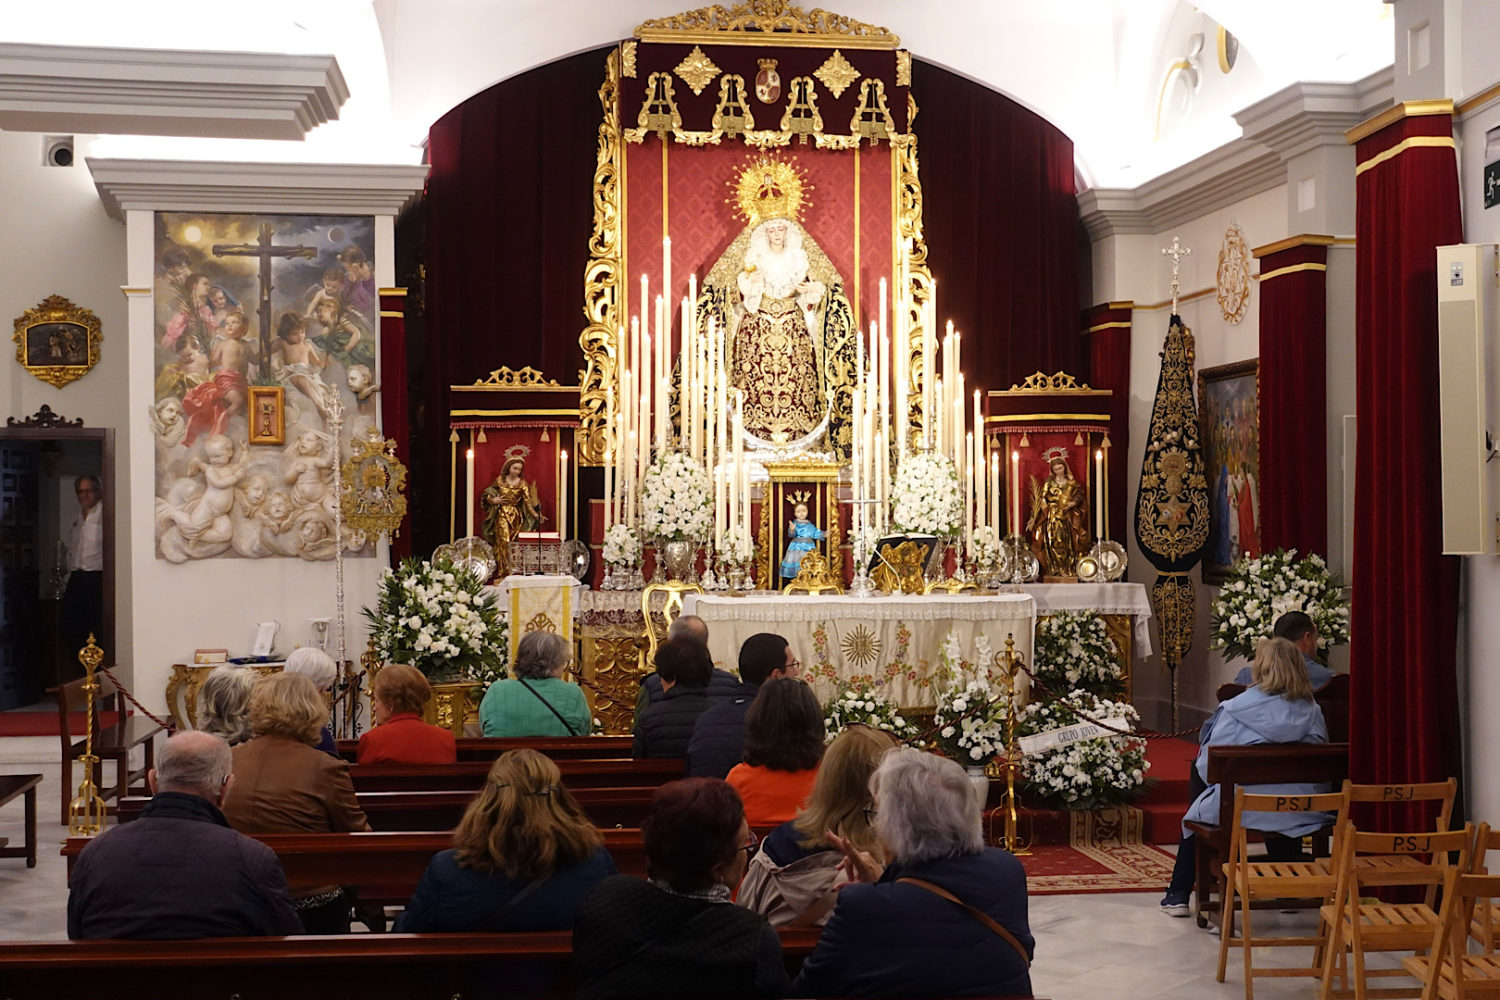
[0,927,826,999]
[1214,673,1351,742]
[0,774,42,867]
[347,756,683,794]
[0,931,1044,1000]
[115,785,661,832]
[1182,742,1349,928]
[48,674,165,825]
[335,734,634,763]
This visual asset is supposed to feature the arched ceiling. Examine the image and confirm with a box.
[0,0,1393,190]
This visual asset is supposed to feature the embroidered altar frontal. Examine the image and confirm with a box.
[683,592,1035,708]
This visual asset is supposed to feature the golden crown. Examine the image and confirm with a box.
[787,489,812,506]
[1041,445,1071,465]
[728,153,811,226]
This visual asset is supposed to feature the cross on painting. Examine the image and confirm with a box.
[212,222,318,374]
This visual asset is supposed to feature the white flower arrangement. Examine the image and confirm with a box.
[362,556,508,685]
[1209,548,1350,662]
[639,452,713,542]
[930,631,1010,764]
[1018,691,1148,810]
[971,525,1001,567]
[824,681,920,743]
[849,522,881,560]
[1032,610,1125,699]
[890,452,963,537]
[603,524,640,567]
[718,526,753,560]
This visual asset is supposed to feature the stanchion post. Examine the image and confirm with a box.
[998,634,1031,856]
[68,634,108,836]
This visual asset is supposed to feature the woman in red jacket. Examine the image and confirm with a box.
[357,663,458,764]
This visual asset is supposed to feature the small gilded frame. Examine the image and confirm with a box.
[12,295,102,389]
[247,385,286,445]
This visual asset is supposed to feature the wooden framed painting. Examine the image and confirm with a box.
[12,295,101,389]
[247,385,285,445]
[1198,358,1260,584]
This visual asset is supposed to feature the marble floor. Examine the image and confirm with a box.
[0,731,1404,999]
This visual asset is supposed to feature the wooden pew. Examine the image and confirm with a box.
[114,786,661,831]
[65,828,653,901]
[335,734,635,763]
[1182,742,1349,928]
[348,756,683,793]
[0,927,830,1000]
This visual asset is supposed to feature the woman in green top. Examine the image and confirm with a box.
[480,631,592,737]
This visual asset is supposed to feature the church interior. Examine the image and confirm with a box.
[2,1,1499,997]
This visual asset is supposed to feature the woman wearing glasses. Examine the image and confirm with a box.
[573,778,788,998]
[395,749,616,932]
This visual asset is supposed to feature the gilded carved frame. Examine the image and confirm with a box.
[576,2,936,464]
[12,295,102,390]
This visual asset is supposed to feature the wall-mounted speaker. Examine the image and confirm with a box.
[42,135,73,167]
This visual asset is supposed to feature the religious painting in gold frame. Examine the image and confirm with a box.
[1197,358,1259,584]
[247,385,285,445]
[575,3,937,466]
[756,458,842,590]
[12,295,101,389]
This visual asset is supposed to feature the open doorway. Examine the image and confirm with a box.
[0,409,114,709]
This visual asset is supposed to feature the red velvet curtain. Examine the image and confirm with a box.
[419,47,610,556]
[1086,304,1131,543]
[1256,241,1329,557]
[379,290,412,561]
[1350,112,1462,828]
[910,61,1083,388]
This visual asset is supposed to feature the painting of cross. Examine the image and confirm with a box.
[213,222,318,373]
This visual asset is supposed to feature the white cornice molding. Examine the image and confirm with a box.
[1081,67,1396,241]
[0,43,347,140]
[1078,139,1284,240]
[1235,69,1394,161]
[87,158,428,221]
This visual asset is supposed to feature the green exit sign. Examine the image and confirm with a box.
[1487,160,1500,209]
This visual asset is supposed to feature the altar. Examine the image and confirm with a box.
[684,592,1035,708]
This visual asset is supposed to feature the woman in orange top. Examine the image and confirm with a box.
[357,663,458,764]
[726,677,824,827]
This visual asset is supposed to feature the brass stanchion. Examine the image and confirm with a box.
[68,634,108,836]
[996,634,1031,856]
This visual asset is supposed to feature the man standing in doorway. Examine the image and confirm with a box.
[61,474,103,673]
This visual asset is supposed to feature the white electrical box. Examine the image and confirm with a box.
[1435,243,1499,554]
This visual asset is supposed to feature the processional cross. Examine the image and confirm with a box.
[212,223,318,374]
[1161,236,1192,314]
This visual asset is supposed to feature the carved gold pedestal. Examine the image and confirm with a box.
[424,680,483,738]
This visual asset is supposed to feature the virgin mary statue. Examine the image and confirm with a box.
[695,159,856,458]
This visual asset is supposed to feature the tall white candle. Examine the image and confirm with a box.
[605,391,615,531]
[990,451,1001,537]
[732,390,744,555]
[1011,450,1021,536]
[933,378,944,457]
[556,447,565,538]
[922,293,935,449]
[1094,448,1104,539]
[965,443,974,552]
[627,429,639,528]
[895,305,908,459]
[879,327,890,460]
[465,448,475,538]
[680,294,691,456]
[953,371,965,471]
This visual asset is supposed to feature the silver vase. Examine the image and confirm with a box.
[660,539,697,582]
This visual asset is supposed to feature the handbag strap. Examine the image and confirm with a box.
[485,872,549,927]
[897,877,1031,967]
[518,678,579,736]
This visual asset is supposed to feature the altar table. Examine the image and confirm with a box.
[683,593,1036,709]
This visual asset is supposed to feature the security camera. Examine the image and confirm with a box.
[43,136,74,167]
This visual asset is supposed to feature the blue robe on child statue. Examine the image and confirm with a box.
[780,504,825,579]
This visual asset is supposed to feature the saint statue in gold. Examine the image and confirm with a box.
[481,449,542,580]
[1027,447,1090,581]
[696,154,857,457]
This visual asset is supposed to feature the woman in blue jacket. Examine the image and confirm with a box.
[1159,636,1329,915]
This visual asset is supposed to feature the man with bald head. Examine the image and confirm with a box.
[68,731,301,939]
[633,615,743,727]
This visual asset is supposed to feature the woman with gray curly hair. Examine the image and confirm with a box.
[194,666,258,746]
[478,631,591,737]
[790,747,1033,998]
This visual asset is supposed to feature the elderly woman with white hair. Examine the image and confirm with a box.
[790,748,1033,998]
[282,646,339,756]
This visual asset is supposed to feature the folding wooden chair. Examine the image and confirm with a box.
[1341,780,1459,908]
[1318,824,1473,1000]
[1403,867,1500,999]
[1470,824,1498,956]
[1218,786,1350,1000]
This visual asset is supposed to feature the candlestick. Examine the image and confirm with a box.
[1101,441,1110,541]
[680,294,691,456]
[965,436,974,552]
[990,451,1001,539]
[465,448,475,538]
[922,289,935,449]
[895,306,908,459]
[732,389,744,557]
[627,429,638,528]
[1094,448,1104,539]
[556,447,565,539]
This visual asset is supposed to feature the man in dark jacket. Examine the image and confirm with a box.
[685,632,800,778]
[633,615,740,728]
[633,638,716,758]
[67,730,302,939]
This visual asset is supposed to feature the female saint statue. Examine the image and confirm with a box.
[481,454,542,580]
[695,156,857,457]
[1027,448,1090,580]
